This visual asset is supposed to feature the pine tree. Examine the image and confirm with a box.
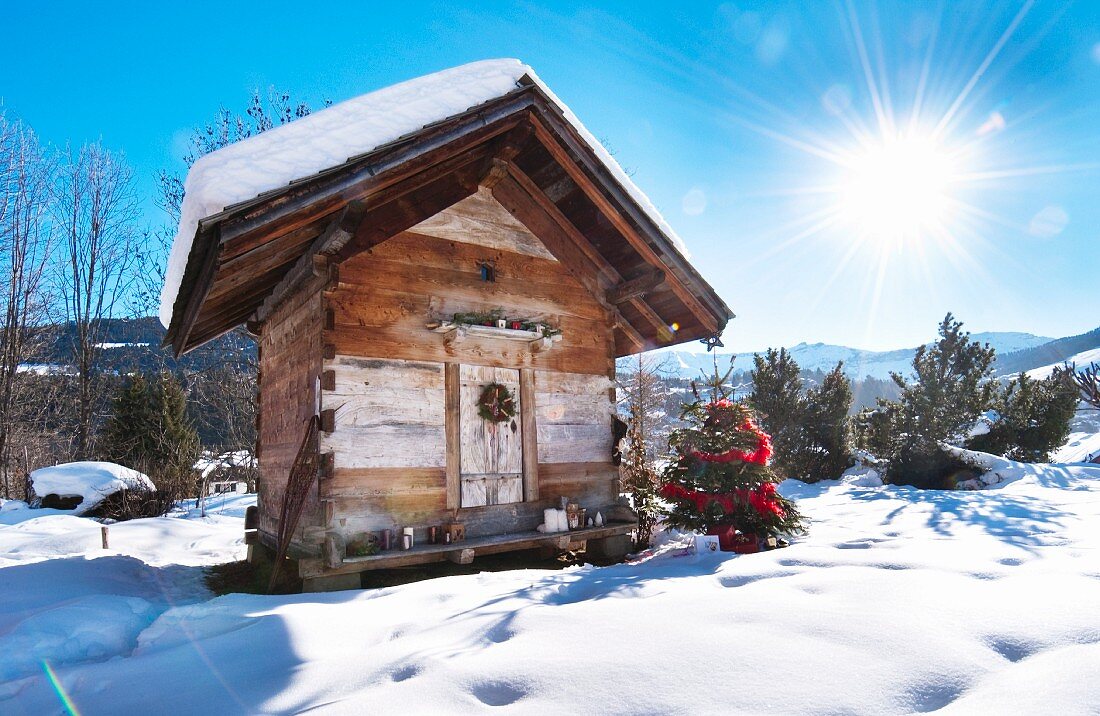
[661,367,806,543]
[617,353,673,550]
[800,363,854,480]
[622,403,661,550]
[749,348,803,477]
[101,372,199,509]
[882,313,997,488]
[968,368,1079,462]
[891,313,997,445]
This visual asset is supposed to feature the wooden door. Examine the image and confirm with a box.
[459,364,523,507]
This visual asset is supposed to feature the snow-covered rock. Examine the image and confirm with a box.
[29,461,155,515]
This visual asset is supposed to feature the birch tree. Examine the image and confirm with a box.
[54,143,137,458]
[0,116,53,497]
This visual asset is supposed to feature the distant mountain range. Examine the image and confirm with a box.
[647,328,1100,382]
[29,318,1100,387]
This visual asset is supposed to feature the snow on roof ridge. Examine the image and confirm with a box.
[159,59,689,329]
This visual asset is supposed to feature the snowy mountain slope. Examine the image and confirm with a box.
[995,326,1100,376]
[3,462,1099,714]
[1026,346,1100,379]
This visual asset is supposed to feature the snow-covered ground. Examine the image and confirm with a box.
[3,461,1100,714]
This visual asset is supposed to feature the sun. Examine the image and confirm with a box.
[838,133,959,241]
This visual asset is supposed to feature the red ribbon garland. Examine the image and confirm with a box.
[687,418,773,466]
[660,482,786,519]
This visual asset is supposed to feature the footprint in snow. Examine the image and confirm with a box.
[391,663,422,682]
[986,636,1035,662]
[469,680,528,706]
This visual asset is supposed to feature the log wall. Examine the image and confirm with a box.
[257,273,326,553]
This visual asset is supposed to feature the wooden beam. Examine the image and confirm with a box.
[479,122,533,188]
[527,112,722,333]
[299,522,637,577]
[213,93,533,247]
[251,202,368,324]
[608,268,666,304]
[519,369,539,502]
[172,226,223,357]
[498,161,620,286]
[335,160,484,261]
[445,362,461,510]
[479,158,510,189]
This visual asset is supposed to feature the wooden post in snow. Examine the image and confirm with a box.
[101,525,109,550]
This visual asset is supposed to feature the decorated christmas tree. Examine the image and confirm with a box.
[661,358,807,550]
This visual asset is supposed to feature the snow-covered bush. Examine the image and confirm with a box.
[886,437,985,490]
[29,461,155,516]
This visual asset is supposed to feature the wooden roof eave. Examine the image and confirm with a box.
[516,80,733,335]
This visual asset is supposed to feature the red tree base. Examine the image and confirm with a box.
[707,525,760,554]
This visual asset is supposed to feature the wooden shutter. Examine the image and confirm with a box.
[459,365,523,507]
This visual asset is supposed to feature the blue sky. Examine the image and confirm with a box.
[3,1,1098,352]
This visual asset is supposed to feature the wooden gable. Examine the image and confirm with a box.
[164,82,733,357]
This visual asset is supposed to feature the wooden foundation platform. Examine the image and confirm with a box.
[299,521,636,580]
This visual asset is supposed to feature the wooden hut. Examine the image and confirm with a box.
[161,60,732,590]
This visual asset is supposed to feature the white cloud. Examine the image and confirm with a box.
[1028,205,1069,238]
[682,187,707,216]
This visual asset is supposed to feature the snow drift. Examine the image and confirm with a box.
[3,459,1100,713]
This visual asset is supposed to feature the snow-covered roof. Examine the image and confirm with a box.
[160,59,691,328]
[30,462,155,515]
[193,450,256,479]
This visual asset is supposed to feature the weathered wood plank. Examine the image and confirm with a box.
[519,368,539,502]
[534,371,614,394]
[536,424,612,464]
[608,268,666,304]
[322,425,446,469]
[322,467,446,499]
[408,186,557,260]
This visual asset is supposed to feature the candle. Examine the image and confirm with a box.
[544,508,559,533]
[402,527,415,548]
[402,534,412,550]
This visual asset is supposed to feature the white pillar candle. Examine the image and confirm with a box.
[544,508,559,533]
